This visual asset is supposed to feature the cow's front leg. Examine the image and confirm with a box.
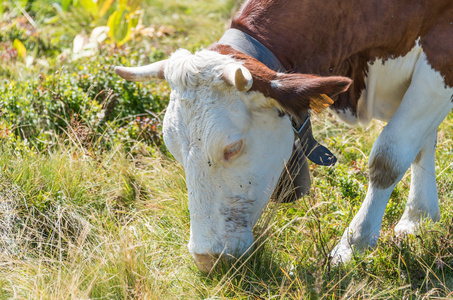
[330,126,414,263]
[394,130,440,235]
[330,52,453,264]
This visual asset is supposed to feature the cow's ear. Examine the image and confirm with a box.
[268,74,352,117]
[214,45,352,118]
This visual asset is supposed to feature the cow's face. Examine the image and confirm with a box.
[115,49,351,272]
[163,50,295,271]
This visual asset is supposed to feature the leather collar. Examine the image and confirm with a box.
[218,28,286,73]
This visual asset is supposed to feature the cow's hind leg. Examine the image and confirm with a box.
[331,53,453,263]
[394,129,440,235]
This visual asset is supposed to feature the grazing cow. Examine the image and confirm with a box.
[115,0,453,272]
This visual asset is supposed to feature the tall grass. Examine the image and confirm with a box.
[0,113,452,298]
[0,141,194,299]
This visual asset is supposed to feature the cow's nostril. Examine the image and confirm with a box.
[192,253,218,272]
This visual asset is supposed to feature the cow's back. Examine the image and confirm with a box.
[231,0,453,115]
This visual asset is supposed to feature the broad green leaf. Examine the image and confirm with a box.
[129,11,139,28]
[107,10,124,42]
[13,39,27,60]
[61,0,73,11]
[79,0,98,16]
[98,0,114,17]
[119,12,139,46]
[108,8,137,46]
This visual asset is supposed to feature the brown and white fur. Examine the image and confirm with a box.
[115,0,453,271]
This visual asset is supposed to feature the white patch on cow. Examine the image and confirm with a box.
[331,44,423,126]
[356,45,422,125]
[162,49,294,259]
[331,107,359,125]
[331,50,453,263]
[270,79,282,89]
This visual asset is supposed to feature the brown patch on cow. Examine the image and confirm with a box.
[414,149,423,165]
[369,149,399,189]
[420,5,453,88]
[223,0,453,115]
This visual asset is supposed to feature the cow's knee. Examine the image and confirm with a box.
[368,146,401,189]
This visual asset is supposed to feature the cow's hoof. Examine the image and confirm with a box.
[394,219,418,236]
[329,243,353,265]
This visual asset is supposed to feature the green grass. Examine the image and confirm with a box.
[1,0,453,298]
[0,115,452,299]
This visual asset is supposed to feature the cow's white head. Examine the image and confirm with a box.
[115,49,351,272]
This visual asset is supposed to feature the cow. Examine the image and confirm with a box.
[115,0,453,272]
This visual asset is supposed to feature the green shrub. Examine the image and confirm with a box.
[0,49,170,153]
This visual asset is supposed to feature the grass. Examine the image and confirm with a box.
[0,115,452,299]
[1,0,453,298]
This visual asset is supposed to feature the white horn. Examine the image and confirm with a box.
[114,60,167,82]
[222,64,253,92]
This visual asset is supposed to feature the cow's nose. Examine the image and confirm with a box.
[192,253,218,272]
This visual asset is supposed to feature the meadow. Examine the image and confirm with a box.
[1,0,453,298]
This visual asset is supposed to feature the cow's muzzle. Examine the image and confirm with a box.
[192,253,220,273]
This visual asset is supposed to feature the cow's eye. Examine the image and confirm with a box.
[224,140,243,160]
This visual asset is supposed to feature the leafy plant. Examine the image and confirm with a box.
[107,0,140,45]
[0,49,169,153]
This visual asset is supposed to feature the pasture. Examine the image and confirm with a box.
[1,0,453,298]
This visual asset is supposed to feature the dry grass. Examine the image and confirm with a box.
[0,112,452,299]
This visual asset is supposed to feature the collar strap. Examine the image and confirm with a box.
[218,29,286,72]
[295,112,337,166]
[293,111,311,134]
